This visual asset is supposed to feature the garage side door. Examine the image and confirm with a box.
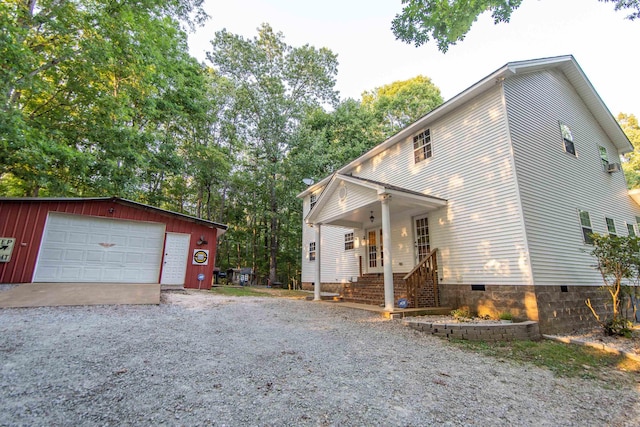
[33,213,165,283]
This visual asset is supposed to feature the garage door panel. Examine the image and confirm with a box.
[39,248,63,261]
[46,230,66,244]
[60,266,82,281]
[68,232,89,244]
[86,250,104,262]
[34,213,164,283]
[89,234,110,244]
[65,249,85,262]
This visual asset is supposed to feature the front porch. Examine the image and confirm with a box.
[305,173,448,312]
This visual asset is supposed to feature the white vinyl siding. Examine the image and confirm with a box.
[315,183,375,224]
[504,68,640,286]
[354,86,530,286]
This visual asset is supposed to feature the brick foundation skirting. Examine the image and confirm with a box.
[301,282,344,294]
[439,283,628,335]
[404,319,541,342]
[439,284,538,322]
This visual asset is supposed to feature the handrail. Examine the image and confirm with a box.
[403,248,438,308]
[403,248,437,280]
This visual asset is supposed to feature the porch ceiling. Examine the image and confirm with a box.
[307,174,447,229]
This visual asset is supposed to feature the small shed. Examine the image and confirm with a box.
[0,197,228,289]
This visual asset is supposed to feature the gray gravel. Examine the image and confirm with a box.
[1,289,639,427]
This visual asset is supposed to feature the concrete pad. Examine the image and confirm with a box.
[0,283,160,308]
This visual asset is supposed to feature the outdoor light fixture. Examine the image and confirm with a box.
[370,211,375,223]
[108,207,115,214]
[196,235,208,245]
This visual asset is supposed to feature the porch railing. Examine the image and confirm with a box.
[402,248,439,308]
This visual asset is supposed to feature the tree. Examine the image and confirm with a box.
[619,113,640,189]
[207,24,339,284]
[361,75,443,136]
[0,0,210,198]
[585,234,640,337]
[392,0,640,52]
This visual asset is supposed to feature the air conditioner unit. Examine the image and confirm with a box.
[606,162,621,173]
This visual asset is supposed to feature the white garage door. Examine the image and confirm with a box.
[33,213,165,283]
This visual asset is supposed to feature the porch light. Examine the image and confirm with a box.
[370,211,375,223]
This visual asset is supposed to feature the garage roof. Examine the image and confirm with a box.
[0,196,228,233]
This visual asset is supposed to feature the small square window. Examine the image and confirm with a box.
[560,122,576,156]
[344,232,354,250]
[413,129,432,163]
[309,242,316,261]
[579,210,593,244]
[606,217,617,236]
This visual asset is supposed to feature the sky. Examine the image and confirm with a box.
[187,0,640,117]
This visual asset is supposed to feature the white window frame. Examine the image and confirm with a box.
[599,146,609,171]
[560,122,576,156]
[309,242,316,261]
[309,194,317,211]
[606,217,617,236]
[626,222,636,237]
[344,232,354,251]
[413,129,432,164]
[578,210,593,244]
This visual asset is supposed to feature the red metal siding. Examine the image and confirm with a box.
[0,200,220,288]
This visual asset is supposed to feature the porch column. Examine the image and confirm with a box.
[381,195,394,311]
[314,223,322,301]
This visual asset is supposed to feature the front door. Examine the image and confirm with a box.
[366,228,383,273]
[160,232,191,285]
[414,214,430,264]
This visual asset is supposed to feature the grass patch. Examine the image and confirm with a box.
[210,286,309,299]
[210,286,272,297]
[451,339,640,381]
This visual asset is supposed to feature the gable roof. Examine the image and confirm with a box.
[0,196,228,233]
[305,173,447,226]
[299,55,632,198]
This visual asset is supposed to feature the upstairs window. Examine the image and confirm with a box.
[413,129,432,163]
[344,232,354,250]
[579,210,593,244]
[606,217,617,236]
[560,122,576,156]
[310,194,317,210]
[599,146,609,170]
[309,242,316,261]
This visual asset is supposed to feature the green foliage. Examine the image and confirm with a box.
[391,0,640,52]
[586,234,640,335]
[450,308,471,320]
[603,318,634,338]
[619,113,640,189]
[361,75,443,136]
[452,339,640,379]
[0,0,211,198]
[206,24,339,283]
[498,311,513,321]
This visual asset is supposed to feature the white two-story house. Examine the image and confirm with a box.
[298,55,639,334]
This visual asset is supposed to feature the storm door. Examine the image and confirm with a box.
[414,214,430,264]
[366,228,384,273]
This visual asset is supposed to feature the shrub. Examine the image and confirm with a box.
[498,311,513,321]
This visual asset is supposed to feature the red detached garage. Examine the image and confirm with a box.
[0,197,227,289]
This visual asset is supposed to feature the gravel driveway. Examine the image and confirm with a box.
[1,289,639,426]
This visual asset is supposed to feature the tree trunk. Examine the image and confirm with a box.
[269,174,278,284]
